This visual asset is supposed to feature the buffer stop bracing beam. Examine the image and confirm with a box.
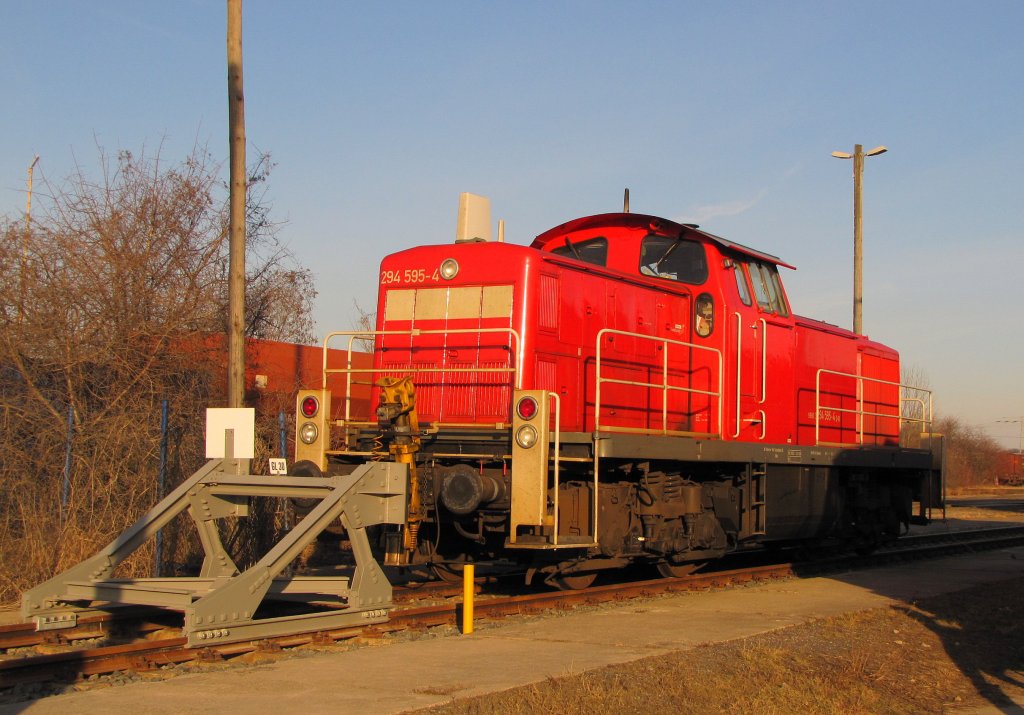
[22,458,408,647]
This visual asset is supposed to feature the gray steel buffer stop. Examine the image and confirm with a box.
[21,434,408,647]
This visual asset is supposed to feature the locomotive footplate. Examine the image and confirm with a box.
[594,432,932,469]
[21,455,408,648]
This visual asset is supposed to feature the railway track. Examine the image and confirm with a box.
[3,524,1024,691]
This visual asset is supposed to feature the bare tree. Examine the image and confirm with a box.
[350,299,377,353]
[0,145,313,603]
[900,364,933,446]
[934,416,1004,491]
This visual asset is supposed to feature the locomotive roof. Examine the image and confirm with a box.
[531,212,795,270]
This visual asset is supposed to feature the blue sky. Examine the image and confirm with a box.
[2,2,1022,448]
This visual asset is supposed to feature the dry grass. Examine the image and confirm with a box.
[416,576,1024,714]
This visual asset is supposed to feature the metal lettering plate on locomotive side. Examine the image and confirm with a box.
[787,449,802,463]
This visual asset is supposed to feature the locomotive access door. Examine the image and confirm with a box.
[731,311,795,443]
[654,292,697,433]
[731,309,763,440]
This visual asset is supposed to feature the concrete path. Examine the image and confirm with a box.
[4,544,1024,715]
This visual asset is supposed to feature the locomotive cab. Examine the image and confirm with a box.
[532,212,806,445]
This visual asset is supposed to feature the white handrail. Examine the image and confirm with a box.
[595,328,724,438]
[731,315,768,437]
[733,312,742,438]
[758,317,767,405]
[548,392,571,546]
[814,368,933,445]
[320,328,522,423]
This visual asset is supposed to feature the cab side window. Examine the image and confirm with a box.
[733,263,752,306]
[746,261,789,316]
[639,236,708,284]
[552,236,608,266]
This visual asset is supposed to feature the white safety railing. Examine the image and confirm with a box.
[321,328,522,425]
[595,328,724,438]
[814,368,933,446]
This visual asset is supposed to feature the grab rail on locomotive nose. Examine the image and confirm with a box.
[594,328,724,438]
[546,392,576,546]
[320,328,523,424]
[814,368,933,446]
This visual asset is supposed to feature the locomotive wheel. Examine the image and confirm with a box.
[549,571,597,590]
[656,560,704,578]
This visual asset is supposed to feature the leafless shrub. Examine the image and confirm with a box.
[0,144,314,604]
[935,416,1004,490]
[900,364,933,446]
[350,299,377,353]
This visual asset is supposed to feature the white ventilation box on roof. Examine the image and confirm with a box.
[455,192,491,243]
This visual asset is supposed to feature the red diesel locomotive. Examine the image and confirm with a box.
[294,194,942,588]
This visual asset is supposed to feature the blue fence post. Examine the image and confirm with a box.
[61,403,73,514]
[279,410,287,458]
[155,400,169,577]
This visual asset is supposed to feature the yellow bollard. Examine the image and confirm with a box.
[462,564,475,634]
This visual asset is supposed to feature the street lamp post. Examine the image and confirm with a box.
[831,144,887,335]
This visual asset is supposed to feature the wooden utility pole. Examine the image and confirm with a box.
[227,0,246,407]
[20,155,39,323]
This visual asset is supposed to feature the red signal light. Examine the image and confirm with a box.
[301,396,320,418]
[516,396,539,421]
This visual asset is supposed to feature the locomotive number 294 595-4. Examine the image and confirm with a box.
[380,267,439,285]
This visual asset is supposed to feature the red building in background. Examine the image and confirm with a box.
[245,337,372,421]
[184,335,372,458]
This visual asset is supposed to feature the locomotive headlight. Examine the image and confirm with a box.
[515,424,539,449]
[516,395,539,420]
[299,421,319,445]
[439,258,460,280]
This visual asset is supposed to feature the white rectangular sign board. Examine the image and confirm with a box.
[205,407,256,459]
